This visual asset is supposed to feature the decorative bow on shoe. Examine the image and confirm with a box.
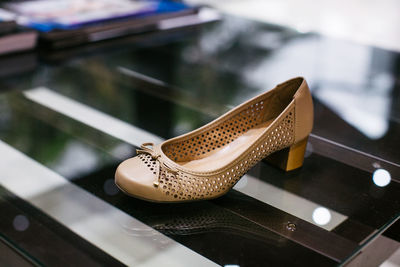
[136,143,178,187]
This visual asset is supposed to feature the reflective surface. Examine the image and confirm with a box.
[0,15,399,266]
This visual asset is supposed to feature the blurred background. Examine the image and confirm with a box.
[188,0,400,52]
[0,1,399,266]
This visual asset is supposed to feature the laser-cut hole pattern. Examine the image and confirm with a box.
[155,106,295,201]
[164,99,268,162]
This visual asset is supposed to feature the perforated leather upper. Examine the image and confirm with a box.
[115,77,313,202]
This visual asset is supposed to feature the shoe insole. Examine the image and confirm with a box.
[177,120,273,172]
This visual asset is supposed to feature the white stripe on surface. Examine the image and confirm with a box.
[0,140,218,267]
[118,67,168,87]
[24,87,347,230]
[233,175,346,230]
[24,87,164,147]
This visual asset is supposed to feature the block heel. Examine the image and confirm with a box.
[263,137,309,171]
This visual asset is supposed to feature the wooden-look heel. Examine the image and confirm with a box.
[263,137,309,171]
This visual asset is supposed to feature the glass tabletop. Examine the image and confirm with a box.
[0,14,399,266]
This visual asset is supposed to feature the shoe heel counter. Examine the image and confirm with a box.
[293,79,313,143]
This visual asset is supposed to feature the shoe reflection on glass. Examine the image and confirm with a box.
[140,206,286,246]
[115,77,313,203]
[118,198,290,255]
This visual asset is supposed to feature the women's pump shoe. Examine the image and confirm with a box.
[115,77,313,203]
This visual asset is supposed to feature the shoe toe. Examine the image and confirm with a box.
[115,156,163,202]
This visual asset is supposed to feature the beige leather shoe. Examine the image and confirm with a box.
[115,77,313,203]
